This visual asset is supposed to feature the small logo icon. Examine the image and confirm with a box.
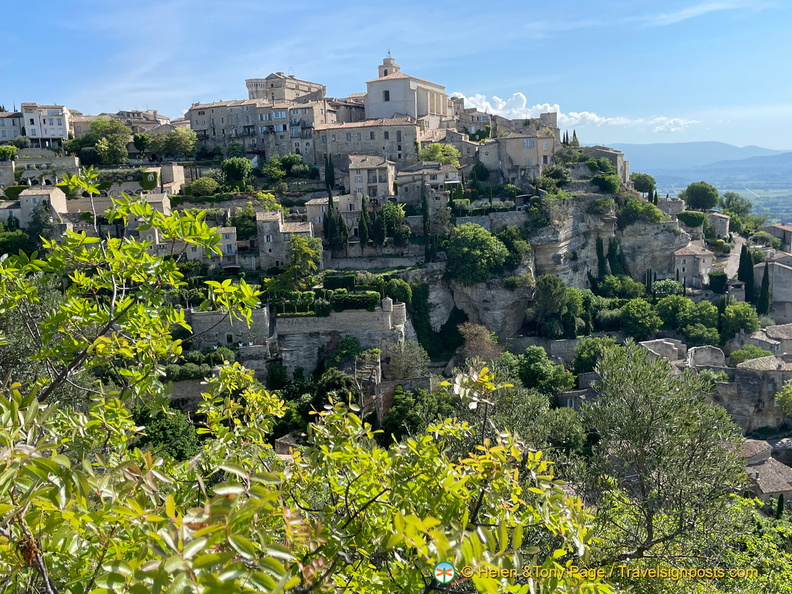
[434,562,455,583]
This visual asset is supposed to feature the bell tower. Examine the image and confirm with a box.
[378,53,400,78]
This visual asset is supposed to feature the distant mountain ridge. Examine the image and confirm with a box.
[609,141,789,172]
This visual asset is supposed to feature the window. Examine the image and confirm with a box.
[321,134,327,143]
[523,139,535,148]
[396,130,402,142]
[354,175,363,183]
[331,134,336,142]
[370,131,375,140]
[226,334,234,345]
[543,141,549,150]
[346,133,352,141]
[0,131,4,138]
[356,133,361,141]
[384,131,389,140]
[57,118,62,126]
[29,118,35,125]
[383,90,390,102]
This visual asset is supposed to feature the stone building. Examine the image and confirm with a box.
[315,117,420,165]
[345,155,395,199]
[0,110,23,142]
[478,115,559,184]
[674,242,714,289]
[396,161,460,205]
[581,145,631,185]
[187,307,272,351]
[742,439,792,505]
[364,56,450,124]
[246,72,326,102]
[764,224,792,253]
[20,103,71,148]
[305,193,361,237]
[706,210,730,238]
[17,186,68,228]
[256,210,314,269]
[753,252,792,322]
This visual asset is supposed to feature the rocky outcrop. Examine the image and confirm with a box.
[450,280,532,338]
[707,367,789,432]
[529,195,690,287]
[618,221,690,280]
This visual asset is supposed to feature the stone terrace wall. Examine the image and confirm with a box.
[187,307,271,350]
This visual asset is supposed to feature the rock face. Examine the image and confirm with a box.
[707,367,789,432]
[529,195,690,287]
[449,280,532,338]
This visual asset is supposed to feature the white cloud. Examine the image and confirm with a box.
[451,92,699,134]
[635,0,767,28]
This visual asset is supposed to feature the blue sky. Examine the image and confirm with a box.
[2,0,790,149]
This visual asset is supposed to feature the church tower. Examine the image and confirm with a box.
[378,54,401,78]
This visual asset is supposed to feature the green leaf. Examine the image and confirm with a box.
[213,481,245,495]
[229,534,256,559]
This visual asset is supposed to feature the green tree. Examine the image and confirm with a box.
[721,301,761,341]
[677,299,719,330]
[379,385,455,443]
[541,164,572,188]
[682,323,720,346]
[620,298,661,340]
[0,145,18,161]
[776,379,792,416]
[383,339,429,381]
[572,336,617,374]
[757,261,771,316]
[582,341,745,567]
[0,229,32,255]
[225,142,246,158]
[656,294,692,330]
[358,197,370,246]
[229,204,257,241]
[721,191,752,218]
[496,225,530,270]
[651,278,684,298]
[13,135,30,149]
[729,344,773,366]
[95,134,129,166]
[371,210,386,247]
[417,143,461,167]
[281,235,322,291]
[444,223,508,284]
[591,173,620,194]
[679,180,719,210]
[738,244,756,303]
[133,132,150,158]
[26,201,58,250]
[630,172,656,195]
[221,156,253,185]
[517,346,575,396]
[380,200,405,236]
[324,153,335,188]
[190,176,220,197]
[132,404,200,461]
[470,160,490,183]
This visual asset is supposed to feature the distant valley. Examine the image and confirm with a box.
[610,142,792,224]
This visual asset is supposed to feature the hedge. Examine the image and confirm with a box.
[677,211,707,228]
[324,274,356,290]
[331,291,380,310]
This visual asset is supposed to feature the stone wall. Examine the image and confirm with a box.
[687,345,727,368]
[704,366,790,432]
[455,215,491,231]
[276,302,406,374]
[187,307,271,350]
[503,333,626,366]
[324,243,424,270]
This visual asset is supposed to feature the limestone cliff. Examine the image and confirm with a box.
[529,195,689,287]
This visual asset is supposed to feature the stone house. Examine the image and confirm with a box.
[742,439,792,505]
[731,323,792,356]
[581,145,631,185]
[706,210,730,238]
[674,242,714,289]
[18,186,68,228]
[305,193,362,237]
[315,117,420,166]
[246,72,326,102]
[21,103,71,148]
[14,150,80,186]
[763,224,792,252]
[364,56,450,123]
[154,225,238,270]
[256,210,314,269]
[479,121,558,185]
[396,161,460,205]
[0,110,23,142]
[753,252,792,322]
[657,197,685,217]
[0,200,21,226]
[345,155,395,199]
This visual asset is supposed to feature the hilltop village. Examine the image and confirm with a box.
[3,56,792,591]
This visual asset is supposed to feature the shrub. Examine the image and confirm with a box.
[730,344,773,366]
[587,197,614,215]
[708,270,728,294]
[682,324,720,347]
[323,274,356,291]
[677,211,707,228]
[190,176,220,197]
[618,198,664,226]
[331,291,381,310]
[503,273,535,291]
[314,298,332,316]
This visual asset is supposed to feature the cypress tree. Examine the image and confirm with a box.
[358,196,370,247]
[737,244,755,303]
[757,261,771,315]
[421,193,430,260]
[777,494,785,520]
[372,211,386,247]
[596,236,608,279]
[325,154,335,189]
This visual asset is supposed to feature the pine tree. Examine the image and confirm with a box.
[737,244,755,303]
[757,261,771,316]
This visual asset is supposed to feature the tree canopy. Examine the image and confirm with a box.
[444,223,508,284]
[417,143,461,167]
[679,181,719,210]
